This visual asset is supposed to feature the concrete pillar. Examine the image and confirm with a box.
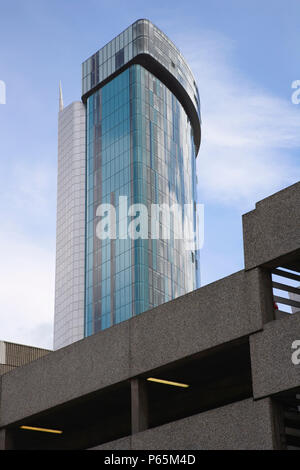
[0,429,13,450]
[258,268,275,323]
[131,378,148,434]
[271,400,287,450]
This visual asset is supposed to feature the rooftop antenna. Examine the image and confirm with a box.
[59,81,64,112]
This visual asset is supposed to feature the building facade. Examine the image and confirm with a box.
[54,19,201,348]
[53,101,86,350]
[0,341,50,376]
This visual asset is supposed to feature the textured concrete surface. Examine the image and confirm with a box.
[250,313,300,399]
[91,398,275,450]
[243,182,300,270]
[130,268,265,375]
[0,267,266,427]
[90,436,132,450]
[0,429,6,450]
[0,321,130,427]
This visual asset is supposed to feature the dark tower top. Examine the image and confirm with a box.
[82,19,201,154]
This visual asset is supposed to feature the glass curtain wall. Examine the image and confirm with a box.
[85,64,198,336]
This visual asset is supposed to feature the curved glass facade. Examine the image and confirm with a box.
[82,19,201,127]
[85,64,199,335]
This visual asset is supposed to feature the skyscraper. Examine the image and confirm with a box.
[53,97,86,349]
[54,19,201,350]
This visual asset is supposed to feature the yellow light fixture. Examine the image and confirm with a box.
[20,426,63,435]
[147,377,189,388]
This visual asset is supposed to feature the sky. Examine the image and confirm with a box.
[0,0,299,349]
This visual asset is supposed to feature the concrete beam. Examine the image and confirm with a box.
[0,268,266,427]
[250,313,300,399]
[0,429,14,450]
[90,436,131,450]
[243,182,300,271]
[0,321,130,427]
[131,379,148,434]
[91,398,277,450]
[129,268,267,376]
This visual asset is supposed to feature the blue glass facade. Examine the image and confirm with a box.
[85,64,199,336]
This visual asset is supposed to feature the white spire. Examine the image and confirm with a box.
[59,81,64,112]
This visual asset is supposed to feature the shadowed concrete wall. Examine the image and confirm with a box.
[0,320,130,427]
[0,430,5,450]
[243,182,300,270]
[129,268,267,376]
[91,398,276,450]
[0,268,266,427]
[90,436,131,450]
[250,314,300,399]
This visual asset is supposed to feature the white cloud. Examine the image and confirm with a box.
[0,160,56,218]
[0,160,56,350]
[0,231,54,349]
[176,30,300,208]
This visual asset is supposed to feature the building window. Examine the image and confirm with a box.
[115,48,124,69]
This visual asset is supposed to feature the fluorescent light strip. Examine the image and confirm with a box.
[147,377,189,388]
[20,426,63,435]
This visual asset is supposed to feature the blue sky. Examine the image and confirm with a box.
[0,0,299,348]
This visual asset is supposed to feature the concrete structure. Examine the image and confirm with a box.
[0,181,299,450]
[54,19,201,349]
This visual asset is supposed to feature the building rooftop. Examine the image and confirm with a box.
[81,19,201,153]
[0,341,50,377]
